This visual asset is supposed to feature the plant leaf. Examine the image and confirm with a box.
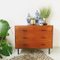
[40,8,51,19]
[0,40,12,56]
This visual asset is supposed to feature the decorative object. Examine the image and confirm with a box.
[0,19,12,59]
[35,10,40,25]
[27,8,51,25]
[30,18,35,25]
[27,13,31,24]
[9,49,53,60]
[35,10,45,25]
[27,11,44,25]
[40,8,51,25]
[27,13,36,25]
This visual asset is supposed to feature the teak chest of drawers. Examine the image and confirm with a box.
[15,25,53,54]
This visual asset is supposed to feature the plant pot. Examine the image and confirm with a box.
[43,23,47,25]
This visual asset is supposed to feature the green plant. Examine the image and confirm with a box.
[0,19,12,59]
[0,19,10,39]
[0,40,12,58]
[40,8,51,21]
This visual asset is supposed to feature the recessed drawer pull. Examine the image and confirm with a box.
[41,30,47,31]
[41,36,46,39]
[23,37,27,39]
[22,30,27,32]
[41,44,45,45]
[23,44,27,46]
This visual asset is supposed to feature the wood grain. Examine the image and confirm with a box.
[15,25,53,48]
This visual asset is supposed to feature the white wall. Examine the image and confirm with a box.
[0,0,60,47]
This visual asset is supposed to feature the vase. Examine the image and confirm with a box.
[30,19,35,25]
[43,18,47,25]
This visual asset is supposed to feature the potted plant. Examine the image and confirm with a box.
[40,8,51,25]
[0,19,12,59]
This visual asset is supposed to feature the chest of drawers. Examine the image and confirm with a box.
[15,25,53,54]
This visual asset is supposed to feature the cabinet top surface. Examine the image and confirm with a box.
[15,25,53,27]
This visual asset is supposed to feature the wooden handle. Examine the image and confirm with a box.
[23,43,27,46]
[41,44,45,46]
[41,36,46,39]
[41,30,47,31]
[23,37,27,39]
[22,30,27,32]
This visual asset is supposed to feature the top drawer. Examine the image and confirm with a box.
[15,25,53,33]
[15,26,36,33]
[37,26,53,32]
[15,26,28,31]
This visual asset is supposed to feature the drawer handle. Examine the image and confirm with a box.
[23,37,27,39]
[22,30,27,32]
[41,36,46,39]
[41,44,45,45]
[41,30,47,31]
[23,43,27,46]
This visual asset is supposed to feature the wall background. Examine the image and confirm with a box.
[0,0,60,47]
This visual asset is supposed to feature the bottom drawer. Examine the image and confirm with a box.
[15,42,52,48]
[37,43,52,48]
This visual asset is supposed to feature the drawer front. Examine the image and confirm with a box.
[36,42,52,48]
[15,26,53,37]
[35,35,52,41]
[15,41,52,48]
[15,26,35,37]
[38,26,53,31]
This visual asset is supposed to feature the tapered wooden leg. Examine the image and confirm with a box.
[48,48,50,54]
[17,49,19,54]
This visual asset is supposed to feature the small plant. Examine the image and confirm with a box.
[40,8,51,23]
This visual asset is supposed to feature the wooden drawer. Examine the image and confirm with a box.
[36,42,52,48]
[15,27,35,36]
[36,35,52,40]
[15,41,52,48]
[16,32,52,41]
[39,26,53,31]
